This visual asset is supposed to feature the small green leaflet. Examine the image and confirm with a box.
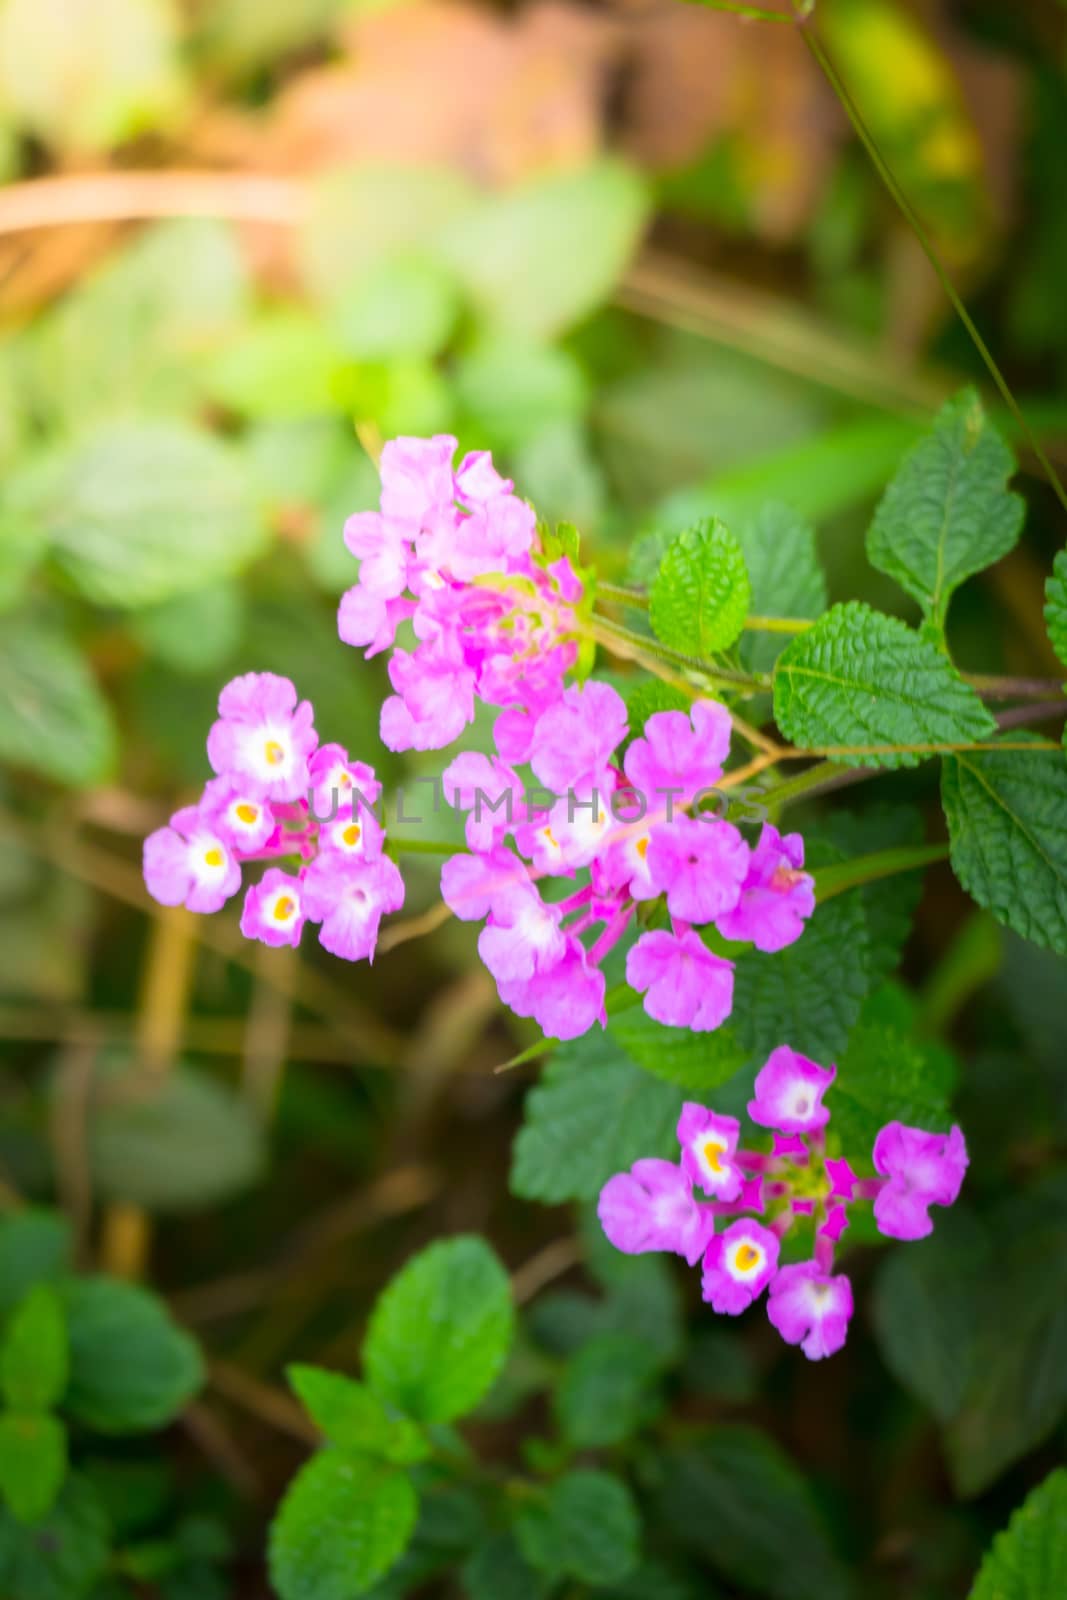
[515,1469,641,1587]
[774,602,996,766]
[0,618,118,788]
[942,745,1067,954]
[1045,550,1067,671]
[553,1333,662,1449]
[58,1278,204,1433]
[362,1236,514,1425]
[0,1285,68,1414]
[649,518,751,656]
[287,1367,428,1465]
[867,387,1025,630]
[733,500,828,674]
[967,1469,1067,1600]
[268,1452,418,1600]
[0,1414,67,1524]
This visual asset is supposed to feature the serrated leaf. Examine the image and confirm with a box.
[654,1428,848,1600]
[515,1470,640,1586]
[0,1213,71,1317]
[649,519,751,656]
[774,602,996,765]
[0,1471,109,1600]
[731,877,869,1063]
[58,1278,203,1432]
[86,1061,266,1213]
[268,1452,417,1600]
[0,619,117,788]
[819,805,925,987]
[510,1032,680,1204]
[37,422,268,609]
[363,1237,513,1425]
[831,1017,953,1156]
[942,745,1067,954]
[439,160,649,340]
[734,501,828,675]
[1045,550,1067,673]
[287,1367,428,1465]
[1,1286,68,1413]
[554,1333,661,1449]
[0,1414,67,1524]
[968,1469,1067,1600]
[867,388,1025,628]
[608,1007,746,1092]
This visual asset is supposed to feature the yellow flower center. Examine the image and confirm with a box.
[236,803,258,825]
[735,1243,760,1272]
[703,1139,724,1173]
[264,739,285,766]
[204,848,224,868]
[636,835,650,859]
[342,823,361,848]
[273,895,296,922]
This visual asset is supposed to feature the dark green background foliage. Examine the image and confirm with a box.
[1,0,1067,1596]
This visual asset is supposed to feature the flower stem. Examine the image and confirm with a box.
[596,580,650,609]
[813,843,951,904]
[743,615,813,634]
[590,613,771,692]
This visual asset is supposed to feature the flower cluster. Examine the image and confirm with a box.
[143,672,404,960]
[599,1046,969,1359]
[440,686,815,1040]
[338,434,588,754]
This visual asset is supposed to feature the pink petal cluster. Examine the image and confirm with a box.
[440,688,815,1040]
[337,435,587,754]
[143,672,404,962]
[596,1055,968,1361]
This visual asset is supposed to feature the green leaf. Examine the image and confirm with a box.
[363,1237,514,1425]
[1045,549,1067,672]
[1,1286,68,1413]
[39,422,268,609]
[649,519,751,656]
[0,1414,67,1524]
[830,1013,953,1156]
[654,1428,849,1600]
[774,602,996,765]
[333,257,460,363]
[130,583,244,676]
[942,745,1067,954]
[867,388,1025,628]
[454,337,587,454]
[268,1452,418,1600]
[968,1469,1067,1600]
[734,501,828,674]
[871,1212,986,1425]
[0,1472,110,1600]
[608,1006,746,1092]
[515,1470,640,1587]
[85,1061,266,1213]
[59,1278,204,1432]
[440,159,649,340]
[731,872,869,1063]
[287,1368,428,1465]
[0,1213,71,1316]
[510,1032,680,1204]
[205,309,341,420]
[0,618,117,787]
[818,805,926,987]
[554,1333,661,1449]
[463,1533,552,1600]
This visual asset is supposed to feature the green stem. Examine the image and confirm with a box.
[386,838,458,856]
[797,13,1067,520]
[919,911,1002,1033]
[759,759,874,810]
[597,580,650,609]
[813,843,950,903]
[591,613,770,691]
[744,615,813,634]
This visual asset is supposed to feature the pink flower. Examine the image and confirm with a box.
[144,805,241,913]
[199,778,275,856]
[529,682,628,793]
[498,938,606,1041]
[240,867,305,948]
[337,585,413,658]
[302,854,405,962]
[378,434,457,525]
[343,512,412,599]
[454,449,512,504]
[517,781,616,875]
[441,497,536,582]
[206,672,317,803]
[702,1220,780,1315]
[308,744,381,820]
[645,815,749,924]
[598,1159,714,1267]
[317,803,385,864]
[767,1262,853,1360]
[677,1102,743,1199]
[872,1122,968,1241]
[748,1046,835,1134]
[626,930,734,1033]
[439,848,531,923]
[716,825,815,952]
[380,640,477,752]
[477,886,566,985]
[444,751,521,852]
[623,699,732,808]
